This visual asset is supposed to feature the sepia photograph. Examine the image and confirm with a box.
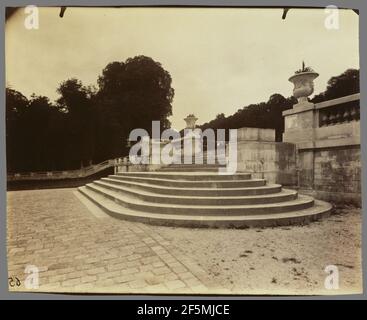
[5,5,362,296]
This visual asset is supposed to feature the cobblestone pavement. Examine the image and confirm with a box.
[7,188,362,295]
[7,188,225,294]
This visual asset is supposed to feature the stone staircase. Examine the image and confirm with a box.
[78,162,332,228]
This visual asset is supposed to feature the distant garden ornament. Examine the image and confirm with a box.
[289,61,319,105]
[184,114,198,129]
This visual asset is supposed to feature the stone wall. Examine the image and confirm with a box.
[236,128,297,186]
[313,146,361,205]
[282,93,361,206]
[116,163,163,173]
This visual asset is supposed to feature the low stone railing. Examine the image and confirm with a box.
[283,93,360,150]
[282,92,361,205]
[318,93,360,127]
[7,159,116,181]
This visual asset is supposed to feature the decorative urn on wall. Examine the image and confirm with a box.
[183,114,202,155]
[184,114,198,129]
[288,62,319,106]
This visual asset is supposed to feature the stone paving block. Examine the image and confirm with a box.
[164,280,186,290]
[56,267,76,275]
[97,270,121,280]
[84,257,99,264]
[184,277,202,287]
[129,279,148,289]
[95,278,115,287]
[74,254,90,260]
[122,267,139,275]
[163,273,179,281]
[125,260,141,268]
[172,266,188,274]
[9,248,25,255]
[86,267,105,275]
[80,275,97,283]
[191,284,210,293]
[47,262,71,270]
[152,261,165,268]
[39,282,62,291]
[107,262,127,272]
[63,271,83,279]
[159,254,177,264]
[48,274,68,283]
[112,274,136,284]
[152,266,171,276]
[101,254,119,261]
[144,284,168,293]
[142,238,156,244]
[139,265,154,273]
[127,254,142,262]
[141,272,162,286]
[175,287,193,294]
[62,278,81,287]
[178,272,198,280]
[6,189,219,293]
[133,247,152,255]
[73,283,94,291]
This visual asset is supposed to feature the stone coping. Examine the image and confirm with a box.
[314,93,360,110]
[293,136,360,151]
[282,93,360,117]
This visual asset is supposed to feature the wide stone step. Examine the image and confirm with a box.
[162,163,221,168]
[160,167,219,172]
[110,174,265,188]
[94,180,297,205]
[85,183,314,215]
[116,171,252,181]
[78,186,332,228]
[173,156,223,165]
[101,177,282,196]
[159,165,221,172]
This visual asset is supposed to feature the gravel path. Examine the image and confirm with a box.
[155,206,362,294]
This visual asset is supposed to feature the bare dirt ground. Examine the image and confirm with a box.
[156,205,363,295]
[7,188,362,295]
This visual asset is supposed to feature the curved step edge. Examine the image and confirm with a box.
[94,180,297,205]
[102,177,282,196]
[85,183,314,215]
[78,186,332,228]
[110,175,266,188]
[116,171,252,181]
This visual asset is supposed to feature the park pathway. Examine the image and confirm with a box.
[7,188,224,294]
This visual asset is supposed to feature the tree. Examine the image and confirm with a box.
[199,94,296,142]
[312,69,359,103]
[56,78,95,168]
[6,55,174,172]
[199,69,359,142]
[21,95,60,171]
[6,88,70,172]
[95,55,174,159]
[6,88,29,172]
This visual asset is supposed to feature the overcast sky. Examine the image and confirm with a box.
[6,7,359,130]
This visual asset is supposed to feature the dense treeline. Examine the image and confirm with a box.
[6,65,358,173]
[6,55,174,173]
[200,94,296,142]
[199,69,359,142]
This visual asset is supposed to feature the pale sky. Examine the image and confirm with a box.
[6,7,359,130]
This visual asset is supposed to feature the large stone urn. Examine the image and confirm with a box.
[184,114,198,129]
[288,66,318,106]
[183,114,202,158]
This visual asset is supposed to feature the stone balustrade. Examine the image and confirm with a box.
[318,96,360,127]
[7,159,116,181]
[282,92,361,206]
